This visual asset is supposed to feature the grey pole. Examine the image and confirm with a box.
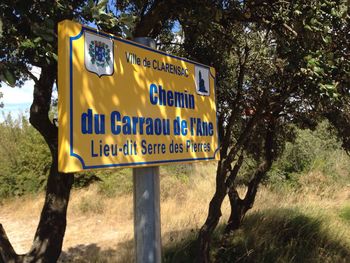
[132,37,161,263]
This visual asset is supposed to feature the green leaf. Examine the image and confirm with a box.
[322,35,332,44]
[99,13,113,21]
[304,25,313,31]
[294,10,302,16]
[313,66,324,76]
[121,25,133,39]
[51,52,58,61]
[304,55,313,61]
[21,39,35,48]
[32,24,54,42]
[45,56,51,65]
[96,0,108,11]
[120,14,137,27]
[307,58,318,67]
[331,7,338,16]
[310,18,318,25]
[4,70,16,87]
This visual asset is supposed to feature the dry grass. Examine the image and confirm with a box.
[0,163,223,262]
[0,162,349,262]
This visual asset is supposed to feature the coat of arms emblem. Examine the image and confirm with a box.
[85,32,114,77]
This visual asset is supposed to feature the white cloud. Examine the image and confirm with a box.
[31,66,41,79]
[0,66,40,105]
[1,81,34,104]
[0,67,42,122]
[0,80,33,122]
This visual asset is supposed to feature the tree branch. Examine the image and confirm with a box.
[29,64,57,155]
[225,153,244,188]
[0,224,17,263]
[133,0,177,38]
[224,119,277,234]
[243,119,276,207]
[224,101,264,169]
[283,23,298,37]
[221,46,250,158]
[156,42,183,46]
[24,67,39,85]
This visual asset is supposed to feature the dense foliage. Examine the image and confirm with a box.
[0,0,349,262]
[0,114,50,198]
[0,115,348,199]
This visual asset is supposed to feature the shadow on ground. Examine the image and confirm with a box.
[164,208,350,263]
[58,229,196,263]
[58,208,350,263]
[215,208,350,263]
[58,240,134,263]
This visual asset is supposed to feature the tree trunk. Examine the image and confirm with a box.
[195,106,262,263]
[224,173,262,234]
[0,64,74,263]
[196,153,244,263]
[224,189,246,233]
[25,162,73,262]
[196,161,228,263]
[0,165,73,263]
[0,224,18,263]
[225,121,276,234]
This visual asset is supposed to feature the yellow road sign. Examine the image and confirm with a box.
[58,20,219,173]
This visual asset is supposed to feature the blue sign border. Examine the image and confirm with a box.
[69,26,220,170]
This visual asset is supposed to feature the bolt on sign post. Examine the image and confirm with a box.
[58,20,220,261]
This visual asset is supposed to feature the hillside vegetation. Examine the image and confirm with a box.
[0,115,349,262]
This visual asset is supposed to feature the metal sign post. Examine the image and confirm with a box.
[133,166,161,263]
[132,37,161,263]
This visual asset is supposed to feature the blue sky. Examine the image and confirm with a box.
[0,81,34,122]
[0,67,41,122]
